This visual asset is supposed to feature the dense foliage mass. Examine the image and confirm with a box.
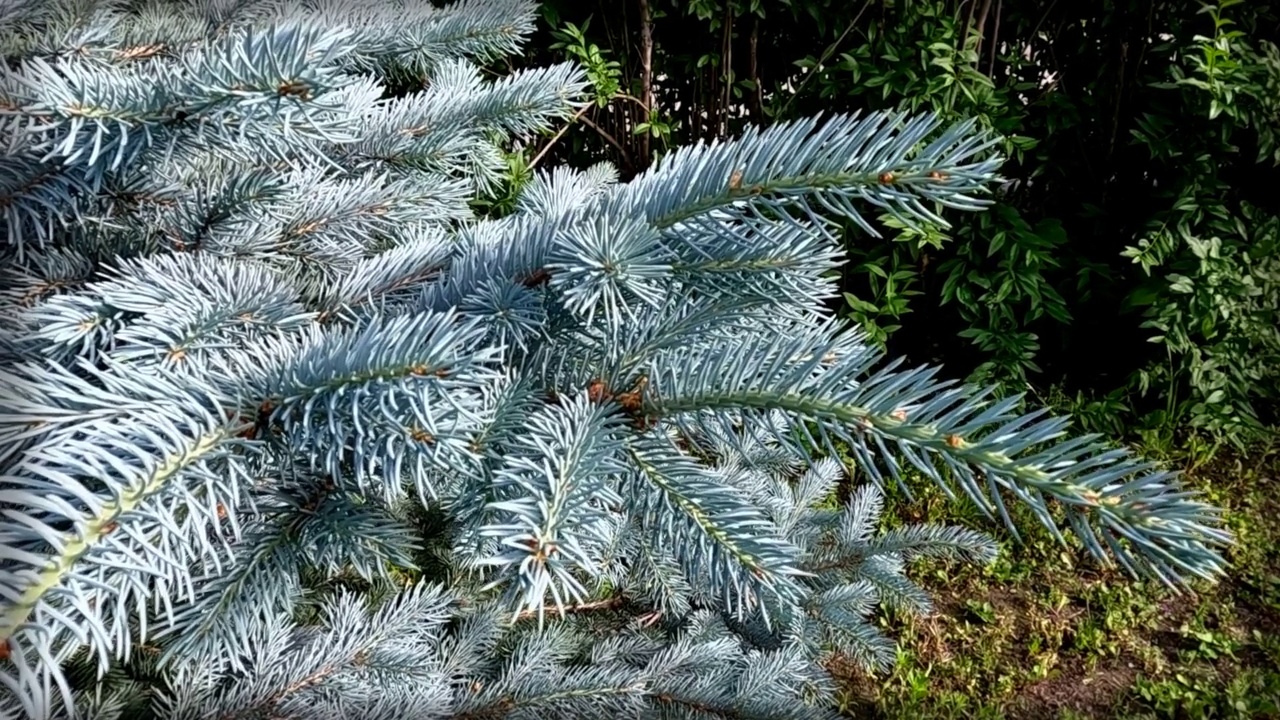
[529,0,1280,445]
[0,1,1232,718]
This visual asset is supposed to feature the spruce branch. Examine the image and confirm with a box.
[476,393,631,621]
[612,111,1001,234]
[419,111,997,320]
[333,0,542,76]
[0,362,251,716]
[642,333,1230,586]
[625,434,810,618]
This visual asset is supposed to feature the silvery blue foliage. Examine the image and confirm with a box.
[0,0,1230,718]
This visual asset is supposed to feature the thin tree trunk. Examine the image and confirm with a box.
[960,0,976,51]
[749,17,762,123]
[638,0,655,164]
[973,0,994,58]
[987,0,1002,77]
[721,6,733,137]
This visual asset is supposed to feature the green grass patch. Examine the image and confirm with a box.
[830,438,1280,719]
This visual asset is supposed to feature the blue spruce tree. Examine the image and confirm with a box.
[0,0,1231,718]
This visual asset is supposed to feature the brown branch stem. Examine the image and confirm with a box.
[578,113,632,166]
[514,596,624,621]
[528,104,592,170]
[776,1,872,119]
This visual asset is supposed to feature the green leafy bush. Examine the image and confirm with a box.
[529,0,1280,446]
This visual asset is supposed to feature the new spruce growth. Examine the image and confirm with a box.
[0,0,1230,718]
